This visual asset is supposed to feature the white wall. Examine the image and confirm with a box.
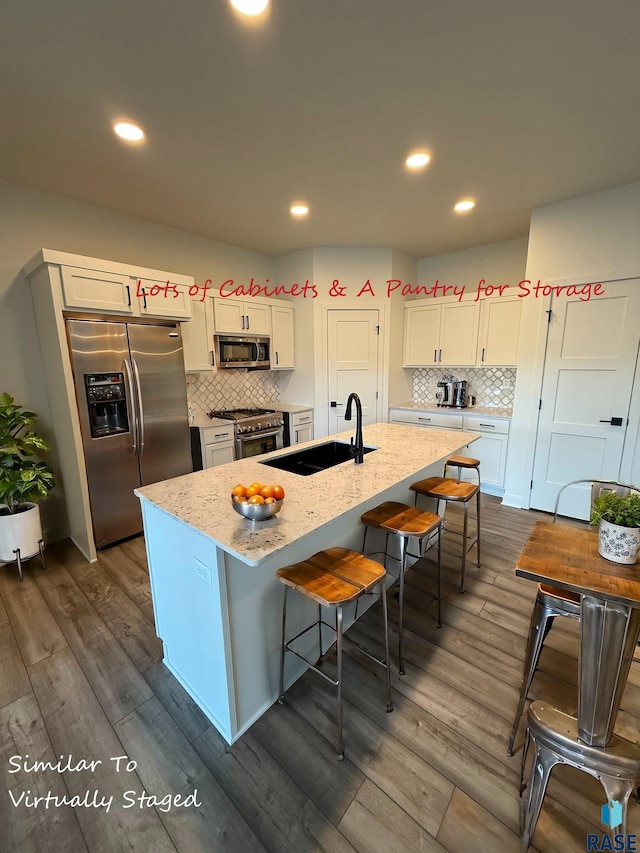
[274,249,315,407]
[0,179,275,538]
[417,237,528,292]
[504,182,640,507]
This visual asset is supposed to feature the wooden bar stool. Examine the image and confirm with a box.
[360,501,442,676]
[444,454,480,486]
[276,547,393,760]
[410,475,480,593]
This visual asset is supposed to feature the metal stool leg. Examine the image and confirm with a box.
[398,536,408,675]
[460,502,469,593]
[336,604,344,761]
[520,740,559,852]
[278,586,288,704]
[508,599,555,755]
[378,579,393,713]
[317,603,323,666]
[37,539,47,572]
[436,522,442,628]
[475,489,481,568]
[599,777,635,837]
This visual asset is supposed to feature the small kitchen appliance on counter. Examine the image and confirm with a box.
[452,380,468,408]
[436,380,455,407]
[207,408,284,458]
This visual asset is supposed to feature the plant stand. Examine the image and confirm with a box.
[5,538,47,582]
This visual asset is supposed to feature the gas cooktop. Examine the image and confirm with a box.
[207,408,277,421]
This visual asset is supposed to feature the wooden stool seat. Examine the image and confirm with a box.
[277,547,386,605]
[277,547,392,760]
[360,501,442,675]
[446,454,481,469]
[410,475,481,593]
[360,501,441,538]
[411,476,479,502]
[538,583,580,603]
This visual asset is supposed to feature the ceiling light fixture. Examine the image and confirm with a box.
[290,203,309,217]
[405,151,431,169]
[454,198,476,213]
[229,0,269,16]
[114,121,144,142]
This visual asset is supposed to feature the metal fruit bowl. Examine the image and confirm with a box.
[231,495,283,521]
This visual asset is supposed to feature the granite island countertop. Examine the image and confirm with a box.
[391,400,513,419]
[136,422,479,566]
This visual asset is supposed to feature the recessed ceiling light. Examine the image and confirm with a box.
[454,198,476,213]
[114,121,144,142]
[290,203,309,217]
[229,0,268,15]
[405,152,431,169]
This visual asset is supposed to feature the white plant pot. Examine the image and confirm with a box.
[598,518,640,565]
[0,503,43,562]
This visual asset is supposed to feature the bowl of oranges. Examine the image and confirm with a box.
[231,481,285,521]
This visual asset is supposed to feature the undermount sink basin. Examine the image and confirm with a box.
[260,440,377,476]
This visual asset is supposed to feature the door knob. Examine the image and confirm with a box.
[330,402,344,407]
[599,417,624,426]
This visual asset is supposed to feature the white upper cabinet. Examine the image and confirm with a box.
[61,267,137,314]
[403,300,479,367]
[439,301,480,366]
[403,304,441,366]
[213,298,271,335]
[137,279,193,320]
[271,304,295,369]
[476,296,522,366]
[182,296,216,371]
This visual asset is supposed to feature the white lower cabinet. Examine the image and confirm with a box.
[389,408,464,430]
[281,408,314,445]
[192,424,235,469]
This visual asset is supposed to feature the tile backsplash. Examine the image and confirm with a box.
[412,367,516,408]
[186,370,280,414]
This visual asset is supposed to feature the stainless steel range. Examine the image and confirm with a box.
[207,408,284,459]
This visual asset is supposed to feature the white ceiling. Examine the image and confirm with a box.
[1,1,639,258]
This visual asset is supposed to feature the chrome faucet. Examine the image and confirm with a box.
[344,392,364,464]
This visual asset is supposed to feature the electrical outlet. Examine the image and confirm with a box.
[194,558,212,586]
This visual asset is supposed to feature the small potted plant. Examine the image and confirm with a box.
[0,393,56,574]
[590,489,640,565]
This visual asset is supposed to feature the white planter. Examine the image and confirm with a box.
[0,503,43,562]
[598,518,640,565]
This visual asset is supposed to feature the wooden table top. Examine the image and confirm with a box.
[516,521,640,607]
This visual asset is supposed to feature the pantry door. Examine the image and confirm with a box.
[327,309,381,437]
[529,280,640,518]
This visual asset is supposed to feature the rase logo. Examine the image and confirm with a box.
[586,800,637,851]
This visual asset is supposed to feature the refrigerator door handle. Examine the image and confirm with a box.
[132,358,145,457]
[122,358,138,456]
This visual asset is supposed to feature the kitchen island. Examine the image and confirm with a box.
[135,422,479,744]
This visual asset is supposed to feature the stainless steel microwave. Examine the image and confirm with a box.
[214,335,270,369]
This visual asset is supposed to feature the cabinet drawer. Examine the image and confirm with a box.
[201,425,235,444]
[390,409,463,430]
[292,410,313,427]
[463,415,510,435]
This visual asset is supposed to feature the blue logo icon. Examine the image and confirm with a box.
[602,800,623,828]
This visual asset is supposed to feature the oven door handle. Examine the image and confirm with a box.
[238,427,283,441]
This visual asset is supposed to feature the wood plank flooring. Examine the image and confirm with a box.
[1,496,639,852]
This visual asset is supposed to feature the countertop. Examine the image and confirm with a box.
[190,412,233,429]
[274,403,314,413]
[136,422,479,566]
[391,400,513,419]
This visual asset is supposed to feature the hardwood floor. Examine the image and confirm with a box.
[1,496,639,852]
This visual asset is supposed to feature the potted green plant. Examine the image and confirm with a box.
[0,393,56,573]
[590,489,640,565]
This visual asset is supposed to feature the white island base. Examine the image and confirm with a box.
[137,423,479,744]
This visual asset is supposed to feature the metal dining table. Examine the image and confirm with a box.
[516,521,640,747]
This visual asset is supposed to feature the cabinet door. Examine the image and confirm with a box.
[183,297,215,371]
[244,302,271,335]
[61,267,137,314]
[439,302,480,366]
[477,297,522,365]
[213,298,245,333]
[271,304,295,369]
[403,305,440,366]
[293,424,314,444]
[204,442,235,468]
[138,280,193,320]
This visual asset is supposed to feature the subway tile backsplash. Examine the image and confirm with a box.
[412,367,516,408]
[186,370,280,414]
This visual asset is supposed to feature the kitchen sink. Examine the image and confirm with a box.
[260,440,377,476]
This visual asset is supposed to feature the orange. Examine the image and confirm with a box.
[248,482,263,492]
[264,496,276,504]
[272,484,285,501]
[233,495,248,503]
[260,485,275,499]
[248,494,265,505]
[245,485,260,498]
[231,484,247,497]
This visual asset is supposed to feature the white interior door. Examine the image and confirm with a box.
[530,280,640,517]
[327,309,380,436]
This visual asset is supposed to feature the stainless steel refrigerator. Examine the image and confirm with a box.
[66,318,192,548]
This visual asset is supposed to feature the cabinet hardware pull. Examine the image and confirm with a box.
[434,349,437,363]
[481,347,485,362]
[241,314,245,330]
[275,351,279,365]
[142,288,147,309]
[210,351,215,364]
[126,284,131,306]
[299,416,310,422]
[438,349,442,362]
[246,314,250,330]
[418,417,431,422]
[478,423,495,428]
[214,433,228,438]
